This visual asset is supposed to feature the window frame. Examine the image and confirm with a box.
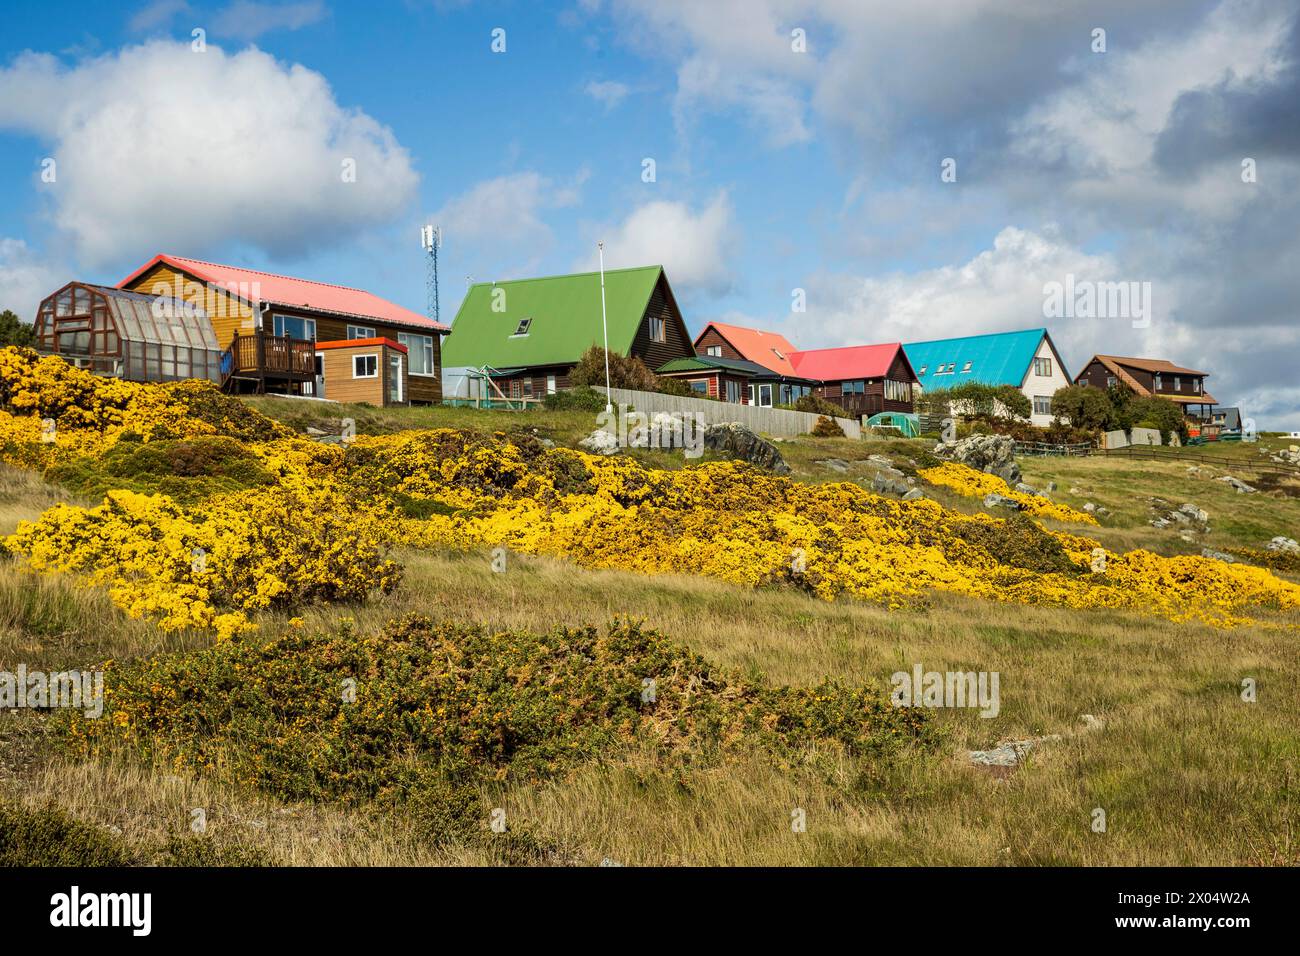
[397,332,436,376]
[347,324,376,340]
[352,353,379,379]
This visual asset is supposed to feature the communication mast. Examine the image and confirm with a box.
[420,225,441,325]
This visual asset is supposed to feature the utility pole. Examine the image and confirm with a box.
[598,240,611,413]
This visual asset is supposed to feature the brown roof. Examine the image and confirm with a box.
[1095,354,1208,377]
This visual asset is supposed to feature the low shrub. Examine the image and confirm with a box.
[542,385,606,412]
[0,800,137,866]
[811,415,845,437]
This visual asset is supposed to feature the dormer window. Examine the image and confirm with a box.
[512,318,532,336]
[961,361,973,373]
[772,348,785,360]
[918,365,927,376]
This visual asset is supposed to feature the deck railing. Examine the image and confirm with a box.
[222,331,316,380]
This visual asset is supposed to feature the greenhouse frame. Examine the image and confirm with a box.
[33,281,223,384]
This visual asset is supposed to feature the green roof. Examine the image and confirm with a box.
[657,356,770,376]
[442,265,667,369]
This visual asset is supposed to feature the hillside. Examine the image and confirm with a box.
[2,350,1298,866]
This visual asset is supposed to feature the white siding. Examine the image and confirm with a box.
[1022,337,1071,426]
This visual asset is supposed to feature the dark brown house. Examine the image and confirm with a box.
[1074,354,1216,417]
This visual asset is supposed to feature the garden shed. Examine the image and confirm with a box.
[33,281,222,384]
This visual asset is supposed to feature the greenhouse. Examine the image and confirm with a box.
[33,282,223,384]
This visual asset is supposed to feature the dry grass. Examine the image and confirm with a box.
[2,434,1299,865]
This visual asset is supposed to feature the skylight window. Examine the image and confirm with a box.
[961,361,972,372]
[771,348,785,360]
[512,318,532,336]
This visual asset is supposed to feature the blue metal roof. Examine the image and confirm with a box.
[903,328,1049,389]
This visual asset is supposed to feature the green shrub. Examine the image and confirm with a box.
[655,376,694,397]
[58,616,937,810]
[784,394,846,418]
[811,415,845,437]
[46,435,277,503]
[542,385,606,412]
[569,346,659,392]
[0,800,137,866]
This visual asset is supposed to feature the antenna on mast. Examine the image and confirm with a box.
[420,224,441,325]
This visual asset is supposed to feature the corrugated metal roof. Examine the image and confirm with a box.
[696,321,800,375]
[441,266,668,369]
[903,328,1049,388]
[788,342,906,380]
[657,355,770,375]
[119,254,447,333]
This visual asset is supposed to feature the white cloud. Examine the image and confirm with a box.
[581,193,736,295]
[0,40,417,268]
[213,1,329,41]
[129,0,193,32]
[0,239,67,322]
[584,80,631,110]
[430,170,586,277]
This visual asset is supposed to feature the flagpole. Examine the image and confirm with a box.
[598,240,612,413]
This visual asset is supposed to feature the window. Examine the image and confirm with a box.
[771,348,785,360]
[843,380,865,394]
[523,378,534,398]
[546,374,557,394]
[726,379,742,403]
[884,380,910,402]
[758,384,773,407]
[689,379,708,394]
[961,361,973,373]
[1193,379,1201,394]
[512,318,532,336]
[1106,375,1117,387]
[397,332,436,375]
[1033,357,1052,377]
[273,315,316,340]
[706,345,722,357]
[1174,376,1181,391]
[649,316,665,342]
[1033,395,1052,416]
[347,325,375,339]
[388,353,403,404]
[352,354,378,378]
[748,384,756,404]
[918,365,927,376]
[1154,373,1163,390]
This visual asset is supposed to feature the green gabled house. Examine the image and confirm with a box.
[441,265,695,401]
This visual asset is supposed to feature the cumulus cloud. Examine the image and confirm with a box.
[430,170,586,278]
[579,193,736,296]
[0,40,417,267]
[213,1,329,41]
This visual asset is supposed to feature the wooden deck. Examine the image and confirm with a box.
[220,331,316,394]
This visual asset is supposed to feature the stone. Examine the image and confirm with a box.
[304,426,327,436]
[983,493,1024,511]
[902,488,925,500]
[968,734,1062,767]
[817,458,851,473]
[702,423,791,474]
[1266,536,1300,554]
[1078,714,1105,732]
[935,433,1021,485]
[578,429,620,455]
[1046,481,1057,492]
[1216,475,1257,494]
[1201,548,1237,563]
[1179,503,1209,523]
[873,472,911,495]
[1083,502,1097,513]
[1150,518,1170,529]
[1015,482,1041,496]
[867,454,895,466]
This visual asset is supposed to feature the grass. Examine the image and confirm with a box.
[2,408,1299,865]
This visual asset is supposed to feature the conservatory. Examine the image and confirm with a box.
[33,282,223,384]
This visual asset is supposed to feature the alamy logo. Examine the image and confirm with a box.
[50,886,151,936]
[0,666,103,718]
[1042,274,1152,329]
[891,664,1000,718]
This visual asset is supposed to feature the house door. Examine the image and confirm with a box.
[313,355,324,398]
[388,353,403,404]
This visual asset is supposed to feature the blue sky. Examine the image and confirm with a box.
[2,0,1298,424]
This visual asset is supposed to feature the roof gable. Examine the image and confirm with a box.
[120,254,447,333]
[903,328,1047,388]
[441,265,670,369]
[697,321,799,376]
[788,342,907,380]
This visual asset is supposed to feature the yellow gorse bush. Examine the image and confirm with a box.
[917,461,1098,524]
[0,346,1296,634]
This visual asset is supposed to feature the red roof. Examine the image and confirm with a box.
[789,342,909,381]
[119,254,448,333]
[696,321,800,376]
